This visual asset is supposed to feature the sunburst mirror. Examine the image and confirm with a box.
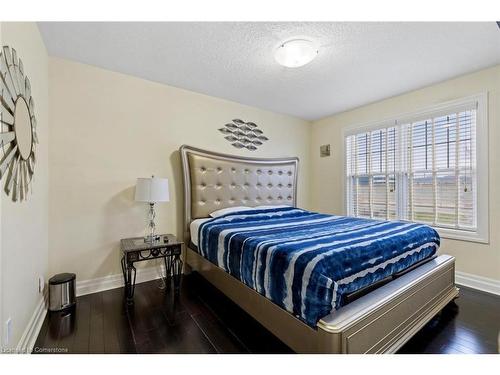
[0,46,38,202]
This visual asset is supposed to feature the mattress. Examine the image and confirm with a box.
[190,218,211,247]
[196,206,439,327]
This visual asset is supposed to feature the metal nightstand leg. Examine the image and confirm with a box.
[173,254,183,294]
[163,256,172,291]
[121,256,137,304]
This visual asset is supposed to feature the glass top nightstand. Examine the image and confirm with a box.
[120,234,183,303]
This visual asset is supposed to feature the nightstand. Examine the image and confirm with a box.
[120,234,183,303]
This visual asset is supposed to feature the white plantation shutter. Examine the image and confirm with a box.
[346,102,478,233]
[346,127,397,220]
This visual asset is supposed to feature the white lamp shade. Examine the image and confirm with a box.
[135,177,170,203]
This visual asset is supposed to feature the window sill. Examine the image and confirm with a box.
[435,226,489,244]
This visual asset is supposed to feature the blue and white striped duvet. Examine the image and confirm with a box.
[197,206,439,327]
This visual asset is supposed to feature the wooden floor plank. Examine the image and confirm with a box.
[32,314,51,353]
[191,309,250,353]
[104,288,137,354]
[101,289,122,354]
[71,295,91,354]
[88,292,105,353]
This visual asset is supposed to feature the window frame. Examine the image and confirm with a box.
[341,93,489,244]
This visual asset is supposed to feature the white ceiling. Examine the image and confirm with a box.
[38,22,500,120]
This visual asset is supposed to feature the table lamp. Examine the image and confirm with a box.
[135,176,170,243]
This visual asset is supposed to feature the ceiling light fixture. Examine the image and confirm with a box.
[274,39,319,68]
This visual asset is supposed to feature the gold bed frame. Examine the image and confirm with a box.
[179,145,459,354]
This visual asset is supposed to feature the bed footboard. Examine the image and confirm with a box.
[317,254,458,353]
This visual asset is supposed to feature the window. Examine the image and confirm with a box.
[344,95,488,243]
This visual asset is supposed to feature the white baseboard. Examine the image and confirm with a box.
[16,291,47,354]
[76,266,165,297]
[456,271,500,296]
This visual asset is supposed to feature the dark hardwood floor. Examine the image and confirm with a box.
[33,273,500,354]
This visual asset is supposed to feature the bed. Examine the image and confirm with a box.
[180,145,459,353]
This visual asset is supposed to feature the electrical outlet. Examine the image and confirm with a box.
[38,276,45,294]
[4,318,12,346]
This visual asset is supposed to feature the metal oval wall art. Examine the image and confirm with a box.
[218,119,269,151]
[0,46,38,202]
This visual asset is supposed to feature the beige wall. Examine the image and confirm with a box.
[0,22,49,348]
[310,65,500,281]
[48,58,311,281]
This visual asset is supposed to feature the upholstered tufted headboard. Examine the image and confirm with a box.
[180,145,299,237]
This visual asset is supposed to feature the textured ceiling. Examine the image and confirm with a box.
[38,22,500,120]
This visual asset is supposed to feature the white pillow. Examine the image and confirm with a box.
[209,206,254,218]
[256,205,290,210]
[209,204,291,218]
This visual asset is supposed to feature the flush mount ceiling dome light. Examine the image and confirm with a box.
[274,39,319,68]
